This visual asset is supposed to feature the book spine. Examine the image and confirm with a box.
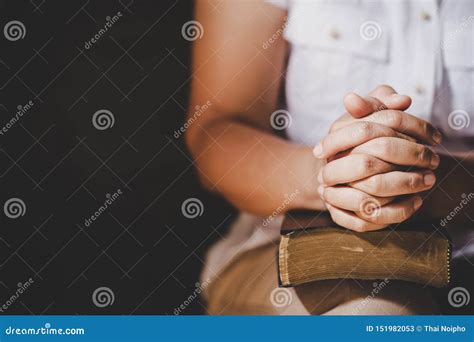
[446,241,451,285]
[278,236,290,287]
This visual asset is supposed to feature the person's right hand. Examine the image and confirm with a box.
[313,85,442,232]
[314,85,442,158]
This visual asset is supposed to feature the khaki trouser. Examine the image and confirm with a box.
[205,242,439,315]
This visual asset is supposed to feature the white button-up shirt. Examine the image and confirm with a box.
[202,0,474,284]
[267,0,473,150]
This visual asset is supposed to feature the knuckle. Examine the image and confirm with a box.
[359,155,375,174]
[407,174,421,191]
[376,138,392,155]
[357,122,373,139]
[399,206,414,221]
[422,121,431,137]
[365,176,382,194]
[385,110,403,129]
[417,146,431,163]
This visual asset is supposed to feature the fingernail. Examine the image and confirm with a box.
[424,173,436,186]
[433,130,442,144]
[413,197,423,210]
[317,171,324,185]
[313,143,323,158]
[317,185,324,198]
[430,154,440,169]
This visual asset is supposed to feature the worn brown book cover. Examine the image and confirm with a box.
[278,211,451,288]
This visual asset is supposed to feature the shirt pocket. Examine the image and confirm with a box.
[442,19,474,69]
[283,2,390,123]
[440,19,473,137]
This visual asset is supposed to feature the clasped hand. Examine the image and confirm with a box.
[314,85,442,232]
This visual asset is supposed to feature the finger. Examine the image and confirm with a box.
[319,185,394,212]
[350,137,440,170]
[319,154,397,186]
[393,131,417,142]
[371,110,442,145]
[368,84,412,111]
[326,203,388,232]
[313,121,415,159]
[355,195,423,225]
[343,93,387,118]
[350,170,436,197]
[331,110,442,145]
[343,85,411,119]
[333,89,397,131]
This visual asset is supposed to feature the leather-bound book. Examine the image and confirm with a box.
[278,211,451,288]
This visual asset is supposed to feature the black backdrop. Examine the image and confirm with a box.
[0,0,234,314]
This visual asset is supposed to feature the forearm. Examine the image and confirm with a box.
[187,119,325,216]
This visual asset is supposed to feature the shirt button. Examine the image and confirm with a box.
[329,28,341,40]
[420,11,431,21]
[415,84,426,95]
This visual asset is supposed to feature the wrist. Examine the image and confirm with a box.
[290,146,326,211]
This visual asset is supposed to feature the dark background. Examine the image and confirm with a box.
[0,0,234,314]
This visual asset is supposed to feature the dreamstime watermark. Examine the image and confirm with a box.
[84,12,123,50]
[448,287,470,308]
[351,279,390,314]
[3,197,26,219]
[174,100,212,139]
[358,197,382,220]
[4,20,26,41]
[92,109,115,130]
[442,16,474,50]
[0,100,34,136]
[0,278,34,313]
[440,192,473,227]
[262,15,294,49]
[270,109,292,130]
[92,287,115,308]
[173,278,211,315]
[4,323,85,336]
[262,189,299,227]
[181,20,204,41]
[359,21,382,41]
[448,110,471,131]
[84,189,123,227]
[181,197,204,219]
[270,287,293,308]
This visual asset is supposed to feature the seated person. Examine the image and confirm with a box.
[185,0,474,314]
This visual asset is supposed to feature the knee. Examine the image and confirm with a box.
[340,280,439,315]
[295,279,439,315]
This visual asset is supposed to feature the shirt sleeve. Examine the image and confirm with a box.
[265,0,289,10]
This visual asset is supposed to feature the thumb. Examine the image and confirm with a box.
[370,84,412,110]
[344,85,412,119]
